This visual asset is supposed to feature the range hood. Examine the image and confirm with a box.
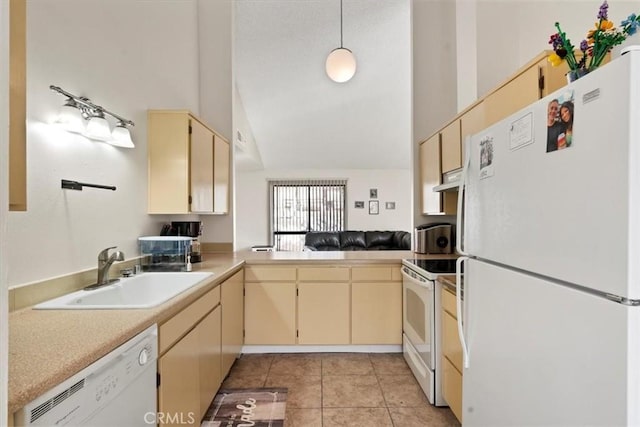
[433,168,463,192]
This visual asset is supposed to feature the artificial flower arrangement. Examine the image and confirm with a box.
[548,1,640,76]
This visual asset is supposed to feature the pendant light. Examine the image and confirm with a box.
[326,0,356,83]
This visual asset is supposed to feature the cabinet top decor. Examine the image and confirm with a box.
[548,0,640,74]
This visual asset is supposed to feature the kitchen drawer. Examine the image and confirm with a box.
[442,287,457,318]
[443,310,463,372]
[298,267,349,282]
[244,266,296,282]
[442,356,463,423]
[351,266,394,282]
[160,285,220,354]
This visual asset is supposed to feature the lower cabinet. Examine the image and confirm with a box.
[157,283,224,426]
[441,287,463,423]
[243,264,402,346]
[244,281,297,344]
[198,306,222,418]
[158,326,201,426]
[352,282,402,344]
[221,270,244,376]
[298,282,350,344]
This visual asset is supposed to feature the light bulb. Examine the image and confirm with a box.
[326,48,357,83]
[110,124,135,148]
[85,115,112,141]
[54,101,85,134]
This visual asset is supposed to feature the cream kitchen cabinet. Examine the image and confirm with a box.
[213,134,230,214]
[441,286,463,423]
[460,101,486,162]
[441,119,462,174]
[297,266,350,344]
[420,134,442,215]
[298,281,350,345]
[483,53,575,127]
[158,284,222,426]
[244,266,297,345]
[198,306,222,418]
[148,110,230,214]
[420,134,456,215]
[221,270,244,377]
[243,264,404,346]
[9,0,26,211]
[351,266,402,345]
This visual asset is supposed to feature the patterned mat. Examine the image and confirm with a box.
[201,388,288,427]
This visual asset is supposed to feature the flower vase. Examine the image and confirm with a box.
[566,68,590,83]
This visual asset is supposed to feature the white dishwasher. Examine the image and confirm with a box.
[16,324,158,426]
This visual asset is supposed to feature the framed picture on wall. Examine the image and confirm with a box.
[354,201,365,208]
[369,188,378,199]
[369,200,379,215]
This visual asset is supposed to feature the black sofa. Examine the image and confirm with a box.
[304,231,411,251]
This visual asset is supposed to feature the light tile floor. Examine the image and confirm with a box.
[220,353,461,427]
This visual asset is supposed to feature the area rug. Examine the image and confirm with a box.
[201,388,288,427]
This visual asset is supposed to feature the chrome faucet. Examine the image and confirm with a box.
[87,246,125,290]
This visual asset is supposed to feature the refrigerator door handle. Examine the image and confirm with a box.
[456,135,471,256]
[456,256,470,368]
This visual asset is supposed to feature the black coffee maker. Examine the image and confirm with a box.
[161,221,202,263]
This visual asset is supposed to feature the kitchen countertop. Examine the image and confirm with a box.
[8,250,456,414]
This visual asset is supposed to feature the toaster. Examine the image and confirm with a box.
[414,223,453,254]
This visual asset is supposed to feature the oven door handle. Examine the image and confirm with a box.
[456,256,470,369]
[401,266,433,290]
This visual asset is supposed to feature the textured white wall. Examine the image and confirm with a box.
[477,0,640,97]
[7,0,201,287]
[412,0,458,229]
[198,0,235,245]
[235,169,412,250]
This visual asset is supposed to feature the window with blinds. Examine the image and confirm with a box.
[269,179,346,251]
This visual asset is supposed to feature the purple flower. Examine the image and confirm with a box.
[598,1,609,20]
[580,39,588,51]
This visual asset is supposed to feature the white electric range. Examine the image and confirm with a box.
[401,258,457,406]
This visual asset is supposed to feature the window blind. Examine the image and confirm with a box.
[268,179,347,251]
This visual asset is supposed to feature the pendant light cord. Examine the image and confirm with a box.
[340,0,344,48]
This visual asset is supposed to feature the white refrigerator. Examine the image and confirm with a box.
[456,50,640,426]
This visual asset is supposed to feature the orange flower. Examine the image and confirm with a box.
[597,19,614,30]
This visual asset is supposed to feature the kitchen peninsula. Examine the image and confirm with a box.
[8,250,454,424]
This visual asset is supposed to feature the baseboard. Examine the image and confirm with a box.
[241,345,402,354]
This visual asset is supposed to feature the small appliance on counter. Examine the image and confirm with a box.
[139,236,192,272]
[414,223,453,254]
[160,221,202,263]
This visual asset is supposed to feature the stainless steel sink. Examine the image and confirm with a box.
[34,272,214,309]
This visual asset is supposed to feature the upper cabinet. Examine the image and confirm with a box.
[9,0,26,211]
[148,110,230,215]
[419,50,574,216]
[441,120,462,173]
[419,134,441,215]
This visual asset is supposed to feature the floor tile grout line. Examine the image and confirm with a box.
[320,357,324,427]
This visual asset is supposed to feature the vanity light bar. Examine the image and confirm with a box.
[49,85,135,127]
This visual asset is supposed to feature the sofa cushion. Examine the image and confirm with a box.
[393,231,412,250]
[365,231,396,250]
[304,232,340,251]
[303,230,411,251]
[340,231,367,250]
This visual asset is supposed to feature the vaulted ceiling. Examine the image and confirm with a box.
[234,0,412,170]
